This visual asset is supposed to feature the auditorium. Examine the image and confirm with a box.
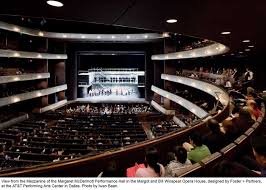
[0,0,265,177]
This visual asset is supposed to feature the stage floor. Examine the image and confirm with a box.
[77,94,147,103]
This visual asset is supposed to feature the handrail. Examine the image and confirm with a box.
[0,49,67,59]
[151,43,229,60]
[0,73,50,84]
[0,21,166,41]
[0,84,67,108]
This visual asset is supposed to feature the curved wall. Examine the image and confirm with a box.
[161,74,229,106]
[151,85,208,118]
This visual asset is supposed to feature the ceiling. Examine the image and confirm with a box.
[0,0,265,56]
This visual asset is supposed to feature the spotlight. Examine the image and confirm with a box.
[166,19,177,23]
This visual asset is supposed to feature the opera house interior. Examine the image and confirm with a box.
[0,0,265,177]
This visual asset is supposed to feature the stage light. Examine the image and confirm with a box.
[47,0,63,7]
[248,45,254,48]
[242,40,250,43]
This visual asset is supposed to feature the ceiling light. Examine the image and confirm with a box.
[239,52,243,54]
[126,35,130,39]
[190,52,196,57]
[248,45,254,48]
[111,36,115,39]
[37,75,42,78]
[13,27,20,32]
[231,53,235,56]
[163,33,170,37]
[47,0,64,7]
[219,44,226,51]
[13,52,20,57]
[37,54,42,58]
[13,97,20,103]
[97,36,101,39]
[177,54,183,58]
[38,32,44,36]
[56,55,61,59]
[206,50,212,55]
[245,49,251,51]
[144,35,148,39]
[242,40,250,43]
[36,92,42,97]
[81,35,85,39]
[62,34,67,38]
[166,19,177,23]
[221,31,231,35]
